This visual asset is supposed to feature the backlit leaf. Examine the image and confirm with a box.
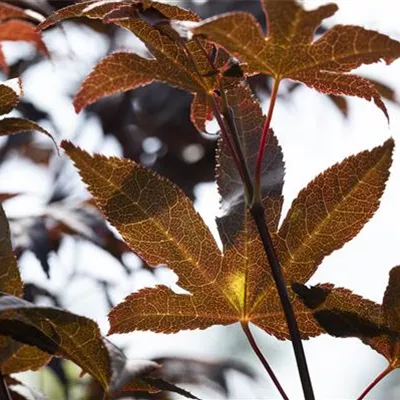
[63,136,393,340]
[0,2,48,73]
[0,118,58,152]
[294,266,400,369]
[0,20,48,56]
[216,82,284,240]
[0,79,21,116]
[0,203,51,375]
[40,0,236,132]
[277,139,393,285]
[0,294,111,389]
[189,0,400,118]
[37,0,198,32]
[0,204,22,297]
[72,52,155,114]
[0,339,51,375]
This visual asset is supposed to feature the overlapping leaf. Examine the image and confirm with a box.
[0,294,112,388]
[0,202,51,374]
[187,0,400,119]
[0,203,21,297]
[0,294,193,397]
[0,79,57,150]
[0,2,48,73]
[294,265,400,371]
[39,0,235,132]
[0,176,169,395]
[151,356,255,396]
[63,86,393,339]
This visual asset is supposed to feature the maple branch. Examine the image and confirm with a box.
[254,78,280,202]
[0,374,12,400]
[249,202,315,400]
[187,37,254,201]
[241,321,289,400]
[357,365,394,400]
[219,87,254,202]
[211,94,248,191]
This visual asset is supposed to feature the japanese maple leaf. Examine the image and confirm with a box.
[62,83,393,339]
[294,265,400,384]
[0,2,48,74]
[187,0,400,119]
[0,185,193,399]
[39,0,234,132]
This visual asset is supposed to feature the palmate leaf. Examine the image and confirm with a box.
[188,0,400,119]
[294,266,400,372]
[62,112,393,339]
[0,294,111,388]
[39,0,235,132]
[0,187,178,396]
[0,293,194,397]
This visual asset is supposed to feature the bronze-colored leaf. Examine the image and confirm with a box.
[73,52,155,113]
[37,0,198,31]
[277,139,393,285]
[216,82,284,242]
[63,136,393,340]
[294,266,400,370]
[0,204,22,297]
[189,0,400,118]
[0,202,51,375]
[40,0,235,132]
[0,20,48,57]
[0,118,58,151]
[0,294,111,389]
[0,79,21,116]
[0,338,51,375]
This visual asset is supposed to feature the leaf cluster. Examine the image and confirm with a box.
[2,0,400,398]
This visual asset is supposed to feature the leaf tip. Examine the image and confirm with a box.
[61,139,77,152]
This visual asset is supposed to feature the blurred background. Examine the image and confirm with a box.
[2,0,400,398]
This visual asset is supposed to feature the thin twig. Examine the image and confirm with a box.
[241,321,289,400]
[189,37,312,399]
[357,365,394,400]
[250,77,315,400]
[219,87,254,201]
[211,95,247,186]
[249,201,315,400]
[0,374,12,400]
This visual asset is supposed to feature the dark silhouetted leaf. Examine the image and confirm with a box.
[152,356,255,395]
